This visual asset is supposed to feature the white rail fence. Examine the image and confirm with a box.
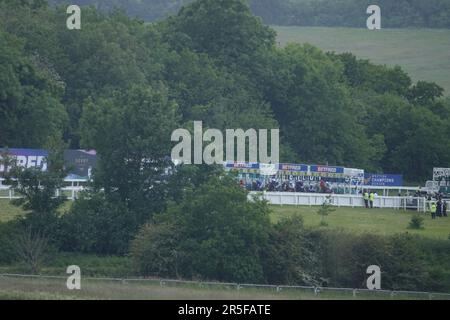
[1,182,428,212]
[0,185,84,201]
[250,192,428,212]
[0,273,449,300]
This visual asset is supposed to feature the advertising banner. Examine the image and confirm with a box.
[0,148,48,173]
[224,162,260,174]
[278,163,308,172]
[364,173,403,187]
[433,168,450,187]
[64,150,97,180]
[0,148,98,180]
[309,165,345,178]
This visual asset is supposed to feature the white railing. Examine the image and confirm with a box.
[1,184,428,211]
[250,191,427,212]
[0,273,448,300]
[0,178,85,201]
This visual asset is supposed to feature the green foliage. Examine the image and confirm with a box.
[80,84,179,230]
[2,0,449,179]
[317,197,335,225]
[261,216,322,286]
[0,221,21,264]
[168,0,276,67]
[317,231,439,291]
[131,173,272,283]
[409,215,425,230]
[0,0,449,291]
[58,192,135,254]
[0,30,67,148]
[1,146,68,237]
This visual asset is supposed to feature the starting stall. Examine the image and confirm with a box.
[224,162,364,194]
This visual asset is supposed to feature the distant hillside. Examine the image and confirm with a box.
[50,0,450,28]
[275,26,450,94]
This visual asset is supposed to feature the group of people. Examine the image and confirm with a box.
[362,190,376,208]
[429,197,448,219]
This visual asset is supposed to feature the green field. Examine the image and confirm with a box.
[271,205,450,240]
[0,199,71,223]
[274,26,450,95]
[0,199,22,223]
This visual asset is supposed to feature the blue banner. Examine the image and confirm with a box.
[364,173,403,187]
[0,148,48,172]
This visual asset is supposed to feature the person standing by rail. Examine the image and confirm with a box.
[369,191,375,209]
[363,190,369,208]
[430,201,437,219]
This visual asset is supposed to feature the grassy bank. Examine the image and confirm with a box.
[271,205,450,240]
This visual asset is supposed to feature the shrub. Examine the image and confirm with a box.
[58,192,137,255]
[0,222,20,264]
[261,216,322,286]
[317,197,335,226]
[131,222,182,278]
[131,174,271,283]
[409,215,425,230]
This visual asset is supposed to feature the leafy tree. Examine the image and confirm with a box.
[1,144,68,236]
[58,192,135,254]
[0,30,67,148]
[132,173,272,283]
[167,0,276,68]
[265,44,371,167]
[408,81,444,106]
[76,84,179,251]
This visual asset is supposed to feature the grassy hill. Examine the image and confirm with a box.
[274,27,450,95]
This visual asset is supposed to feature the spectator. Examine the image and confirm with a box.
[363,190,369,208]
[443,201,448,217]
[437,199,442,217]
[430,201,437,219]
[369,191,375,209]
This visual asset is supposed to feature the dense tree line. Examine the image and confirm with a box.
[49,0,450,28]
[2,0,450,181]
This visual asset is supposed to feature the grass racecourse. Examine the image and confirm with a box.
[274,27,450,95]
[270,205,450,240]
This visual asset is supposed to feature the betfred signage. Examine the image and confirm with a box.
[0,148,48,173]
[0,148,98,180]
[310,165,345,174]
